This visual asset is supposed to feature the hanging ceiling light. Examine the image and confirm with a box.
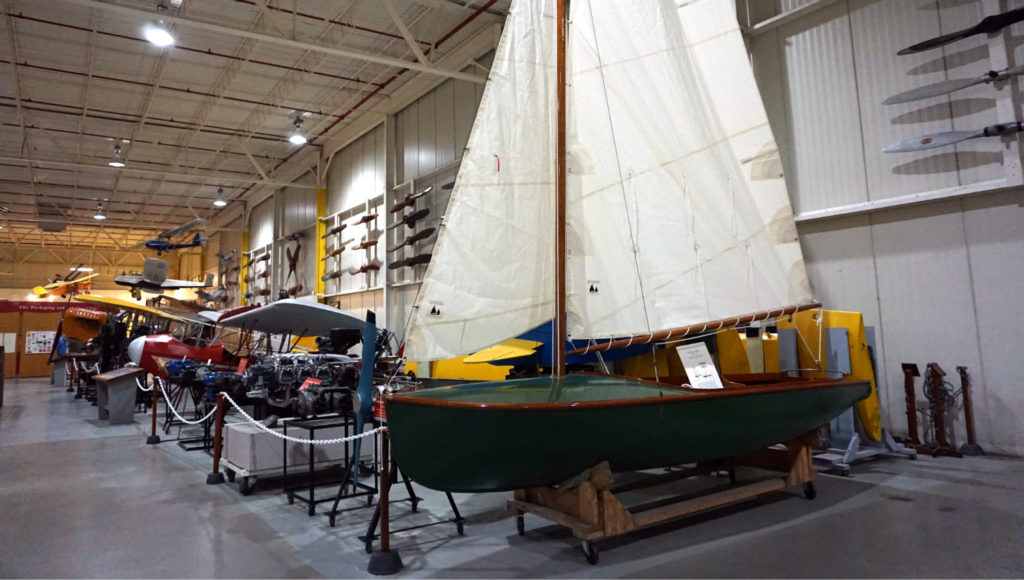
[108,144,126,168]
[93,203,107,221]
[213,187,228,207]
[143,3,175,47]
[288,116,308,145]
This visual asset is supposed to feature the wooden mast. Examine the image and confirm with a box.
[553,0,568,378]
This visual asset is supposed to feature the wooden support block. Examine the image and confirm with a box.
[600,490,635,536]
[508,499,601,539]
[631,478,785,528]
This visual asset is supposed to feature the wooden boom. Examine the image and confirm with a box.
[567,302,822,355]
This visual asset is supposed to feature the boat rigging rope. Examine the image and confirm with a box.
[221,392,384,446]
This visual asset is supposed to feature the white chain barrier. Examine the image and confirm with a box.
[76,360,100,374]
[135,376,154,392]
[157,377,218,425]
[221,391,384,446]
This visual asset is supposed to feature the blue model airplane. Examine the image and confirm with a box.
[131,218,208,255]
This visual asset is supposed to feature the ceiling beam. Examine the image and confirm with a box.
[0,156,317,190]
[382,0,430,66]
[59,0,487,84]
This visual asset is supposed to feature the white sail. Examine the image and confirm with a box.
[404,0,557,361]
[564,0,810,340]
[405,0,810,360]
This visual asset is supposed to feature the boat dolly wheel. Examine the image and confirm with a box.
[803,481,817,500]
[516,515,525,536]
[582,541,599,565]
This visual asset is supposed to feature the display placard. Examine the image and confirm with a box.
[675,342,724,390]
[25,331,56,355]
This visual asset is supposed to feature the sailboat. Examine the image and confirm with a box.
[385,0,870,494]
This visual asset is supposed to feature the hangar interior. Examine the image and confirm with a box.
[0,0,1022,577]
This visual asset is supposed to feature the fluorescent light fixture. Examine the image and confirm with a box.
[71,266,94,272]
[144,4,174,47]
[94,204,107,221]
[108,144,126,167]
[289,116,307,145]
[213,187,228,207]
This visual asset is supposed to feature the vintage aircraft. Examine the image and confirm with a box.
[32,271,100,299]
[131,218,208,255]
[115,258,214,300]
[196,286,228,305]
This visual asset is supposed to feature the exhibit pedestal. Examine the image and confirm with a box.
[93,368,145,425]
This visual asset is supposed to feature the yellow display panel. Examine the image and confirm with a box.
[777,309,881,441]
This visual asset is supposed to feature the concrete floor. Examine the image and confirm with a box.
[1,376,1022,578]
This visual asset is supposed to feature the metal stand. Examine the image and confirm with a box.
[957,366,984,456]
[360,426,464,555]
[206,394,226,485]
[786,328,915,475]
[924,363,962,458]
[367,429,403,575]
[284,415,376,517]
[146,377,161,445]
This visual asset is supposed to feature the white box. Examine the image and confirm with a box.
[223,421,359,473]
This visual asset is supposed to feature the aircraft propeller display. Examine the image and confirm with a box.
[883,121,1024,153]
[884,65,1024,105]
[898,8,1024,55]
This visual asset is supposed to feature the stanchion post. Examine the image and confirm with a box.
[206,393,226,485]
[368,428,403,575]
[146,375,161,445]
[957,366,984,456]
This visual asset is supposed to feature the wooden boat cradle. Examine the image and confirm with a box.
[508,432,820,564]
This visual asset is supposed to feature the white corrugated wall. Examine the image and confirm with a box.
[749,0,1024,455]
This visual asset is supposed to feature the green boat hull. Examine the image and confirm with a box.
[385,375,871,493]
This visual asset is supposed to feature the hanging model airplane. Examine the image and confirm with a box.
[130,218,209,255]
[883,121,1024,153]
[32,265,99,298]
[196,286,229,305]
[115,258,215,300]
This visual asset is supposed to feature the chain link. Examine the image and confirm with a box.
[157,377,218,425]
[135,376,154,392]
[221,392,384,445]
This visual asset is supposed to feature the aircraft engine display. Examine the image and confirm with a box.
[241,353,358,417]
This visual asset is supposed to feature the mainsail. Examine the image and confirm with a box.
[405,0,810,361]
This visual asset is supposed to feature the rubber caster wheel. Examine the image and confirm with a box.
[516,515,525,536]
[364,541,373,555]
[239,477,254,496]
[411,500,419,513]
[803,482,817,500]
[582,541,599,565]
[287,496,294,505]
[308,505,316,516]
[328,515,336,527]
[457,521,465,536]
[225,470,236,483]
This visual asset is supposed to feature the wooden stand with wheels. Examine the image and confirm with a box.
[508,433,820,565]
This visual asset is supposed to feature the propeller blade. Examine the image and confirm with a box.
[883,77,984,105]
[883,130,981,153]
[885,121,1024,153]
[898,8,1024,55]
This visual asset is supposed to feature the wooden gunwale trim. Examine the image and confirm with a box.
[386,374,869,411]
